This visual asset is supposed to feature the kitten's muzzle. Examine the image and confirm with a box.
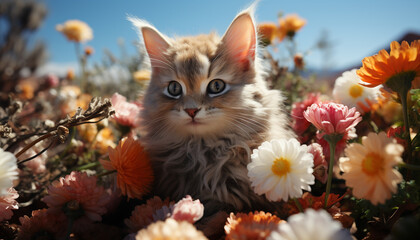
[185,108,201,118]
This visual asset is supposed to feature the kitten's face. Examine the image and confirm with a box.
[134,12,260,138]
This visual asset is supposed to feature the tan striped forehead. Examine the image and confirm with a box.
[166,33,219,92]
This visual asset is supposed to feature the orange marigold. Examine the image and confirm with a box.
[357,40,420,88]
[224,211,284,240]
[277,14,306,42]
[257,23,277,46]
[100,136,153,200]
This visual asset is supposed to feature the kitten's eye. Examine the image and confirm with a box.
[207,79,227,96]
[166,81,182,98]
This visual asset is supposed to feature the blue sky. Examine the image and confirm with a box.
[34,0,420,73]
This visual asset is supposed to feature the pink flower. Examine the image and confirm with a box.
[124,196,175,233]
[303,102,362,139]
[308,143,328,183]
[46,74,60,88]
[0,187,19,221]
[15,137,48,174]
[110,93,142,127]
[18,209,67,239]
[42,171,109,222]
[172,195,204,223]
[291,93,320,140]
[387,126,407,147]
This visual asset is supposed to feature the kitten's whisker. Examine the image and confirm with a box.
[224,116,268,140]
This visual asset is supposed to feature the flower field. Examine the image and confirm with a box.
[1,1,420,240]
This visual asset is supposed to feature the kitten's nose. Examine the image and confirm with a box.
[185,108,200,118]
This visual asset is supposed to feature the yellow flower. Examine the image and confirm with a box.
[357,40,420,89]
[132,70,151,82]
[56,20,93,43]
[257,23,277,46]
[277,14,306,42]
[339,132,403,205]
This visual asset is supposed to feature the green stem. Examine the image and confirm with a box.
[323,134,341,208]
[96,169,117,178]
[293,198,304,212]
[73,161,100,171]
[399,162,420,171]
[74,43,87,92]
[65,218,74,240]
[398,88,412,164]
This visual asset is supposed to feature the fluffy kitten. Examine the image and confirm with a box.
[130,7,295,215]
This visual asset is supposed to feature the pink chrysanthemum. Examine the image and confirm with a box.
[308,143,328,183]
[0,187,19,221]
[42,171,109,222]
[291,93,320,141]
[303,102,362,139]
[110,93,142,127]
[124,196,175,233]
[18,209,67,240]
[172,195,204,223]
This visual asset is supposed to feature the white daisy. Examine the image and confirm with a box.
[267,209,353,240]
[247,138,314,202]
[0,149,18,196]
[333,69,380,113]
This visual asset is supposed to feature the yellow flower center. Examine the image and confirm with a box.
[271,157,291,177]
[361,152,384,176]
[349,84,364,98]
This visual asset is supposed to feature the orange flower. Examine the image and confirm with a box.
[84,46,94,56]
[277,14,306,41]
[357,40,420,88]
[293,53,304,69]
[17,81,35,100]
[288,192,344,215]
[224,211,284,240]
[100,136,154,200]
[66,69,75,80]
[257,23,277,45]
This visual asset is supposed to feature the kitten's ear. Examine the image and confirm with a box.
[220,11,256,65]
[129,17,171,70]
